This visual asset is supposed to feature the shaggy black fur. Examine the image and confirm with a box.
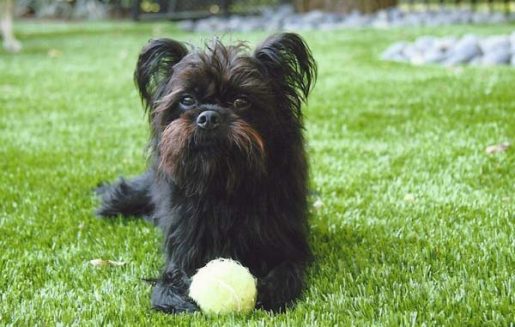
[96,33,317,313]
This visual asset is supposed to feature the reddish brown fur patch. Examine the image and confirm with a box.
[229,120,266,163]
[158,114,267,194]
[159,118,195,176]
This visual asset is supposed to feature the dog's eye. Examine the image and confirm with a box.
[180,95,196,107]
[233,97,249,109]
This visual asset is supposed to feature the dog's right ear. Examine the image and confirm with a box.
[134,38,188,112]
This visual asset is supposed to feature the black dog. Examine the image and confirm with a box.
[96,33,317,313]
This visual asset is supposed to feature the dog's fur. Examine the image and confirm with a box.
[96,33,317,313]
[1,0,21,53]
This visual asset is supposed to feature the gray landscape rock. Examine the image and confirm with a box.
[488,12,507,24]
[179,7,515,33]
[194,17,225,32]
[481,50,512,65]
[402,44,422,61]
[174,3,515,70]
[302,10,326,26]
[480,35,511,53]
[388,53,408,62]
[424,48,448,64]
[342,11,371,27]
[36,1,73,19]
[381,33,515,67]
[468,56,483,65]
[381,42,407,61]
[444,35,481,65]
[414,36,437,51]
[178,20,195,32]
[72,0,108,20]
[262,4,294,21]
[434,37,458,52]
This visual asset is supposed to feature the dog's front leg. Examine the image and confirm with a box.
[151,263,198,313]
[256,261,307,312]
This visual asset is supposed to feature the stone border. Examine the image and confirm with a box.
[381,33,515,66]
[179,5,515,33]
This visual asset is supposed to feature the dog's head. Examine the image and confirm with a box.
[134,33,316,194]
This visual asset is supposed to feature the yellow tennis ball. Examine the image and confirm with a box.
[189,258,257,314]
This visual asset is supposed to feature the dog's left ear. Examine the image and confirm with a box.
[254,33,317,118]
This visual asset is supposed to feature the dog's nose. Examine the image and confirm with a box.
[196,111,221,130]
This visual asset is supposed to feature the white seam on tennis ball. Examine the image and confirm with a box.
[205,275,242,311]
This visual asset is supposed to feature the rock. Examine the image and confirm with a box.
[375,10,389,22]
[469,56,482,65]
[410,54,426,65]
[434,36,458,52]
[72,0,108,20]
[481,50,512,65]
[178,20,195,32]
[239,18,264,32]
[226,16,245,31]
[387,53,407,62]
[424,48,448,64]
[480,35,511,53]
[381,42,408,61]
[487,12,507,24]
[319,21,344,31]
[414,36,437,51]
[302,10,326,25]
[36,1,73,18]
[444,35,481,65]
[342,11,370,27]
[381,32,515,67]
[403,13,423,26]
[264,18,283,32]
[472,12,493,24]
[372,10,391,28]
[194,17,225,32]
[179,7,515,34]
[402,44,422,59]
[454,10,473,24]
[261,4,294,20]
[386,7,404,21]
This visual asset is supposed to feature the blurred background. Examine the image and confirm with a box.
[12,0,515,21]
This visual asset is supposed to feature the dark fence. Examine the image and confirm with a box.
[131,0,514,20]
[132,0,285,20]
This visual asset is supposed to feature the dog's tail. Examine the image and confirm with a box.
[95,171,155,220]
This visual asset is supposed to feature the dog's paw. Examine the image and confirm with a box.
[151,283,199,314]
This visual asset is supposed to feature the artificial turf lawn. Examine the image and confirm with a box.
[0,21,514,326]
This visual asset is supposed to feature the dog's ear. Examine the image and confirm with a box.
[134,38,188,111]
[254,33,317,118]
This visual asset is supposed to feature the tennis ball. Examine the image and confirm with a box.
[189,258,257,314]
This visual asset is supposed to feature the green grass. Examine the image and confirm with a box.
[1,21,514,326]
